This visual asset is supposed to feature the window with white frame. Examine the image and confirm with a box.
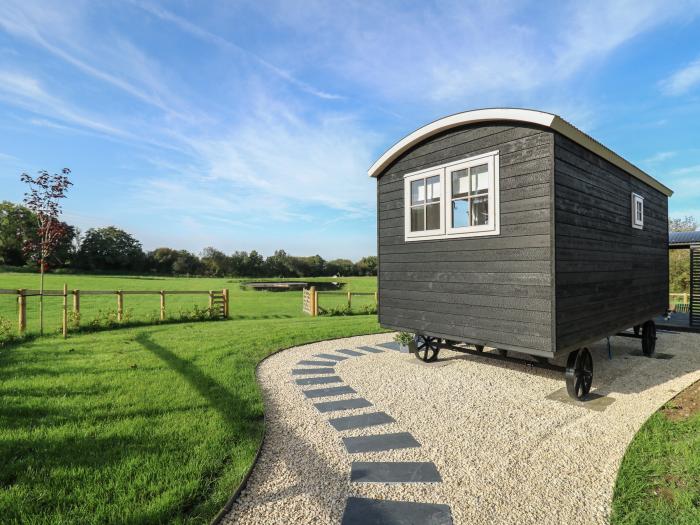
[403,151,500,241]
[631,192,644,229]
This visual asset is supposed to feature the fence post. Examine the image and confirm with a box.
[117,290,124,322]
[208,290,214,311]
[62,283,68,338]
[18,289,26,335]
[374,291,378,307]
[73,289,80,316]
[309,286,317,317]
[347,291,352,308]
[223,288,229,318]
[160,290,166,321]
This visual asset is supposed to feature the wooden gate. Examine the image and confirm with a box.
[209,289,229,319]
[691,246,699,328]
[302,286,318,316]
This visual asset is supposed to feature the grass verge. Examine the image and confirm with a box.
[611,380,700,524]
[0,315,385,524]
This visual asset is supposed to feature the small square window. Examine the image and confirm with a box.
[631,193,644,229]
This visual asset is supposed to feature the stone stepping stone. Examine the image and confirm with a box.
[314,353,349,361]
[350,461,442,483]
[343,432,420,453]
[341,497,452,525]
[336,348,365,357]
[314,398,372,413]
[328,411,395,431]
[291,368,335,375]
[295,376,343,386]
[357,346,383,353]
[297,359,337,367]
[377,341,402,352]
[304,385,355,399]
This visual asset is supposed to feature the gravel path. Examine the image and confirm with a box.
[221,330,700,525]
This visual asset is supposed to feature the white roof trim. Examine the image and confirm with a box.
[368,108,673,197]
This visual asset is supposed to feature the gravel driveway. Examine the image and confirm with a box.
[221,330,700,525]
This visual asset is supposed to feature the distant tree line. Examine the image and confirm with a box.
[0,201,377,277]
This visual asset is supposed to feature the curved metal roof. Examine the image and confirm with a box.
[669,230,700,247]
[368,108,673,197]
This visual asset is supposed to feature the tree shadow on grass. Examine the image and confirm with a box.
[133,332,264,518]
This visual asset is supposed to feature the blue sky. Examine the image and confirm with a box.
[1,0,700,259]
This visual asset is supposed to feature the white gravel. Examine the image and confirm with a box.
[221,331,700,525]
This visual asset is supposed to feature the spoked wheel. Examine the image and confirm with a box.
[641,320,656,356]
[414,335,440,362]
[474,344,484,352]
[565,347,593,400]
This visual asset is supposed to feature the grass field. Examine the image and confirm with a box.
[611,381,700,525]
[0,272,378,339]
[0,271,383,524]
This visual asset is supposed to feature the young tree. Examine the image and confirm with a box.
[669,216,698,232]
[20,169,73,334]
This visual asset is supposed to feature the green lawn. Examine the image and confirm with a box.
[0,272,377,339]
[611,382,700,525]
[0,314,385,524]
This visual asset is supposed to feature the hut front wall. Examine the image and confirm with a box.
[377,123,555,355]
[554,133,669,352]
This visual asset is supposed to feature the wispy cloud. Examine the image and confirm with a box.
[128,0,343,101]
[643,151,677,163]
[660,56,700,95]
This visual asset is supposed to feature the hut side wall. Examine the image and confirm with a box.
[553,133,669,352]
[377,123,555,355]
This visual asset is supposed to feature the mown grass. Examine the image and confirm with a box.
[0,314,385,524]
[611,382,700,525]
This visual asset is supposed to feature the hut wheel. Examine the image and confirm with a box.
[414,335,440,362]
[641,320,656,356]
[474,344,484,352]
[633,325,640,336]
[565,347,593,400]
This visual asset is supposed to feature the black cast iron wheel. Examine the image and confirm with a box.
[642,320,656,356]
[565,347,593,400]
[414,335,440,362]
[474,344,484,352]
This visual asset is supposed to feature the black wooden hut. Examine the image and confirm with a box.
[370,109,673,399]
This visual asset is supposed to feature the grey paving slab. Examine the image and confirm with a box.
[303,385,356,398]
[343,432,420,453]
[314,353,348,361]
[341,497,452,525]
[350,461,442,483]
[291,368,335,375]
[336,348,365,357]
[295,375,343,386]
[377,341,402,352]
[328,411,395,431]
[297,359,337,367]
[357,345,384,353]
[546,387,616,412]
[314,398,373,413]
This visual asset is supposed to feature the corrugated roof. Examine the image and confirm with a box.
[669,230,700,246]
[368,108,673,197]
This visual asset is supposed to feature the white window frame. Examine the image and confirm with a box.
[403,168,445,240]
[403,151,500,242]
[631,192,644,229]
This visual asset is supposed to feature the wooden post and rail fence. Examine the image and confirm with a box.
[302,286,378,317]
[1,287,229,338]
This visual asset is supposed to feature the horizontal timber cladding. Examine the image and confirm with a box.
[376,122,555,355]
[554,133,669,352]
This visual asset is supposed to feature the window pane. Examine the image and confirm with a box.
[425,175,441,203]
[426,202,440,230]
[411,179,425,205]
[470,164,489,194]
[471,196,489,225]
[451,199,469,228]
[410,206,425,232]
[451,169,469,198]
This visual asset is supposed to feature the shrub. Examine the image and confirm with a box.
[393,332,414,346]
